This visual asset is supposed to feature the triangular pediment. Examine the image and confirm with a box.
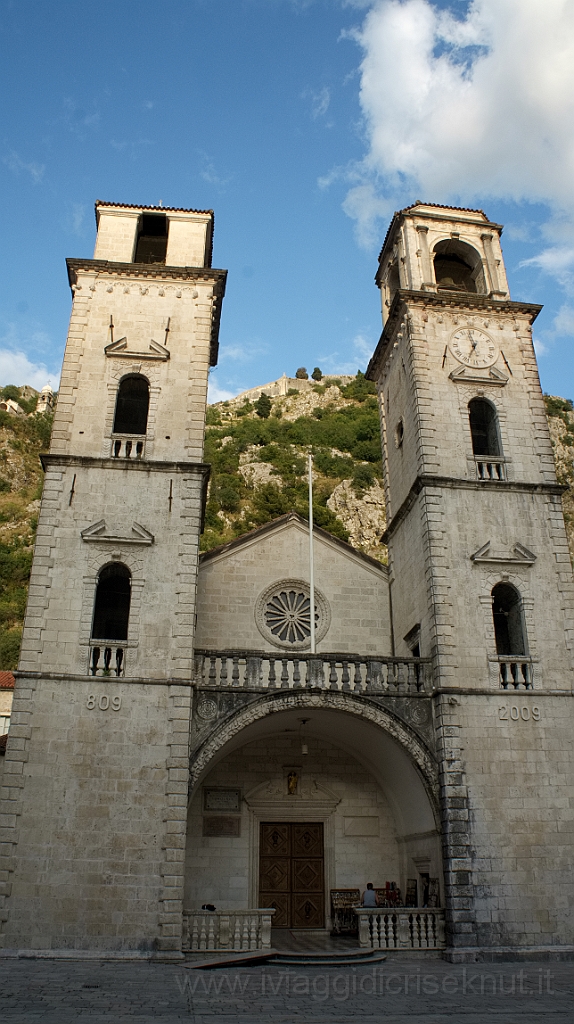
[199,512,388,578]
[104,337,170,361]
[470,540,536,565]
[81,520,155,545]
[449,364,508,386]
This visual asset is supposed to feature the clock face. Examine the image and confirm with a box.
[450,327,498,368]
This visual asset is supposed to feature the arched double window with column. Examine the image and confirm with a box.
[90,563,131,676]
[112,374,149,459]
[492,582,532,689]
[468,398,505,480]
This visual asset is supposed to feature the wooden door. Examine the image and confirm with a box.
[259,822,324,928]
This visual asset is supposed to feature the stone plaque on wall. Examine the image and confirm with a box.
[203,788,241,812]
[202,816,241,837]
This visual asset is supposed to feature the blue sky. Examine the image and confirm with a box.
[1,0,574,401]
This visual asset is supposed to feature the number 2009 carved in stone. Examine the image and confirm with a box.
[499,705,540,721]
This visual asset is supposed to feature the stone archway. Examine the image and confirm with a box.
[186,690,444,923]
[190,689,439,813]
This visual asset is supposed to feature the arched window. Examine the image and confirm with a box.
[433,240,486,294]
[468,398,500,457]
[113,375,149,435]
[91,564,131,641]
[492,583,526,656]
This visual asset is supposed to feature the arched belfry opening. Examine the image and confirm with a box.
[468,398,501,457]
[492,583,526,657]
[113,375,150,435]
[433,239,486,294]
[91,563,132,642]
[185,696,444,937]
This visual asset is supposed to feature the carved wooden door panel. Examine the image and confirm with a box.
[259,822,324,928]
[259,824,290,927]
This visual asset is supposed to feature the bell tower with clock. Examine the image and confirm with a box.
[367,202,574,951]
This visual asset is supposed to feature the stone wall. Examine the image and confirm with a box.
[195,515,391,656]
[0,676,191,952]
[459,693,574,947]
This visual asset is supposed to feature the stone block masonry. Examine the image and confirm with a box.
[0,676,191,953]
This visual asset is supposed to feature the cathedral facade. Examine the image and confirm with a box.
[0,201,573,960]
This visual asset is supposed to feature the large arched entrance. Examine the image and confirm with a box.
[185,692,442,932]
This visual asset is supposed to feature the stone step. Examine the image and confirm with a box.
[269,950,387,966]
[186,948,387,970]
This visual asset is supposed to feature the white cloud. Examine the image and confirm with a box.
[198,150,231,189]
[0,349,59,391]
[553,304,574,337]
[340,0,574,248]
[342,183,391,247]
[318,332,374,374]
[71,203,86,236]
[219,341,268,363]
[3,150,44,183]
[302,86,331,119]
[521,247,574,294]
[207,377,240,404]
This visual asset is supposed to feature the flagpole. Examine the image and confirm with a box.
[308,453,316,654]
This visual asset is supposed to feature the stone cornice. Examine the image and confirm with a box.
[382,474,565,543]
[366,291,543,381]
[66,257,226,287]
[13,671,193,685]
[40,453,211,477]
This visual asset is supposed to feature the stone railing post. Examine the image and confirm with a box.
[219,913,230,949]
[260,909,274,948]
[357,910,372,947]
[397,912,411,948]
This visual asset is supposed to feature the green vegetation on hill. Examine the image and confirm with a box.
[201,373,383,552]
[0,393,53,669]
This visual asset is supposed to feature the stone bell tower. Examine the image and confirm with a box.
[367,203,574,952]
[0,202,226,954]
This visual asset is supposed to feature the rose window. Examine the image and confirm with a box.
[255,579,331,650]
[265,589,314,644]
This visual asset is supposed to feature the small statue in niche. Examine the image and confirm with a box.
[287,771,298,795]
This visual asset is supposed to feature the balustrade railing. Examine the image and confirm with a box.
[356,908,445,950]
[182,909,275,952]
[498,656,533,689]
[193,650,432,694]
[475,456,506,481]
[110,433,145,459]
[89,643,126,677]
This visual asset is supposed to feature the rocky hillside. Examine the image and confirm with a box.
[203,373,386,560]
[0,390,53,670]
[0,377,573,670]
